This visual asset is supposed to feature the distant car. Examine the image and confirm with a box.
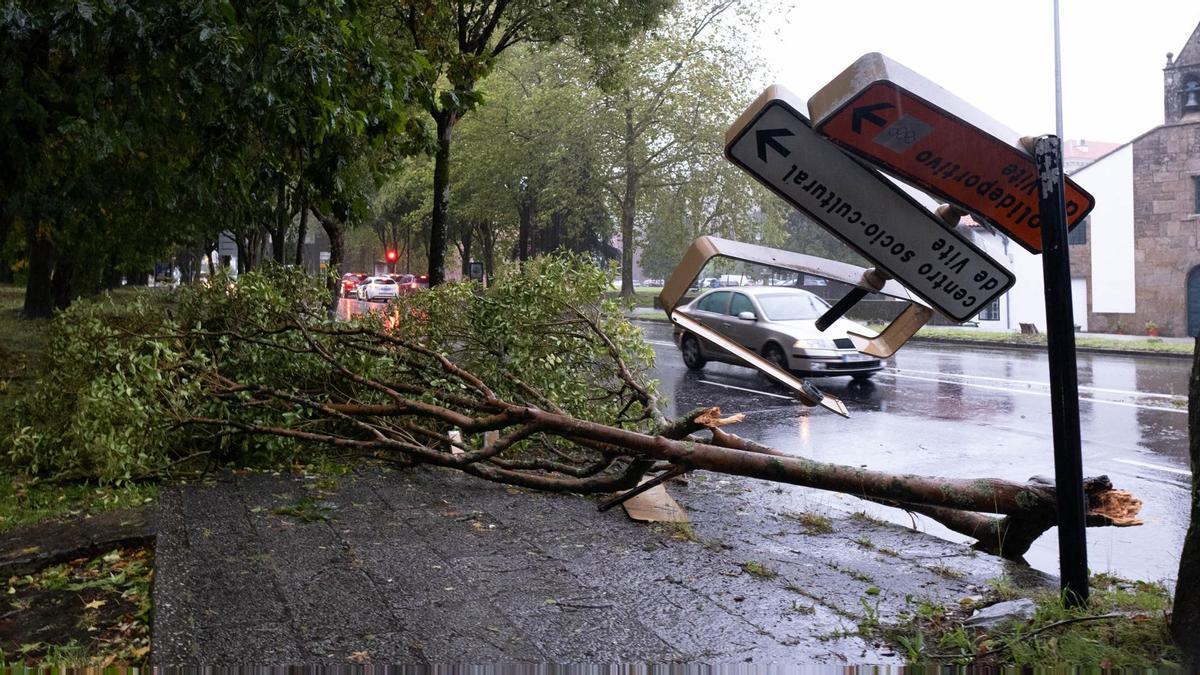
[409,274,429,290]
[356,276,400,302]
[672,286,882,380]
[341,273,368,297]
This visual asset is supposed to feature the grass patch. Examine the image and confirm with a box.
[914,326,1192,355]
[880,575,1183,668]
[272,494,334,523]
[740,560,777,579]
[783,509,834,535]
[0,479,157,534]
[927,564,966,580]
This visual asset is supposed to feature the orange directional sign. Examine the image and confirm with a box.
[809,53,1095,254]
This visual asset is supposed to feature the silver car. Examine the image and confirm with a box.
[672,286,883,379]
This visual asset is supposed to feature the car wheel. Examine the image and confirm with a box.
[852,372,874,381]
[763,343,789,373]
[680,335,706,371]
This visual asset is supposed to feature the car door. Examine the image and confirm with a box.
[689,291,732,358]
[721,292,762,353]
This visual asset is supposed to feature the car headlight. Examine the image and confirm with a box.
[793,338,837,351]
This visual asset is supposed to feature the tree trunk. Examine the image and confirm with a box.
[315,208,344,310]
[1172,336,1200,658]
[49,256,73,310]
[22,227,54,319]
[428,109,456,286]
[295,194,309,268]
[0,214,12,284]
[271,178,288,264]
[517,189,534,262]
[459,223,473,277]
[620,108,638,298]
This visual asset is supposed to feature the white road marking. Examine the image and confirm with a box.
[696,380,796,401]
[876,372,1186,414]
[887,367,1185,401]
[1111,458,1192,477]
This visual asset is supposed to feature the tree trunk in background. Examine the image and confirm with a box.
[428,109,456,286]
[22,228,54,318]
[316,208,344,310]
[517,191,534,261]
[271,178,288,264]
[459,224,473,277]
[0,215,12,284]
[619,107,638,298]
[1171,336,1200,658]
[295,194,309,268]
[49,258,73,309]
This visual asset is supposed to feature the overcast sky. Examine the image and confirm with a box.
[759,1,1200,145]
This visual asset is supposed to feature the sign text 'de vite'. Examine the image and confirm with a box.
[809,53,1094,254]
[725,87,1014,322]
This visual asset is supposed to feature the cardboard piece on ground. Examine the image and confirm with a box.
[621,479,689,523]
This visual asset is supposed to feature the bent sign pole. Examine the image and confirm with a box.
[1034,135,1089,606]
[725,86,1014,324]
[808,53,1095,254]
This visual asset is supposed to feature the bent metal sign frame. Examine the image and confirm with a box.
[725,85,1014,323]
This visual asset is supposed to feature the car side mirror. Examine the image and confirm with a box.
[737,311,757,321]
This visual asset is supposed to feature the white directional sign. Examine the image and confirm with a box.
[725,85,1014,323]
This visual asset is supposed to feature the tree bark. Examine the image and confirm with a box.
[315,207,344,310]
[22,227,54,319]
[0,214,12,284]
[428,109,456,286]
[49,256,73,310]
[295,197,309,268]
[1172,336,1200,658]
[271,178,288,264]
[517,189,534,261]
[619,108,638,298]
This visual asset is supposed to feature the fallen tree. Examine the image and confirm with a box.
[6,257,1141,560]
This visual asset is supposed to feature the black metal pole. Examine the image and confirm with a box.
[1033,134,1089,606]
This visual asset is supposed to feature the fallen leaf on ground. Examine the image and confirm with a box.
[83,598,107,610]
[348,651,370,664]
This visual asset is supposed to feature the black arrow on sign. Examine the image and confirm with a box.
[851,103,894,134]
[755,128,794,162]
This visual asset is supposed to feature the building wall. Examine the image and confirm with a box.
[1071,144,1137,322]
[1113,122,1200,336]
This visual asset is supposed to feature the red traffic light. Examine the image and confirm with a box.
[385,249,398,263]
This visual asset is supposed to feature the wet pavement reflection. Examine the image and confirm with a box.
[637,320,1190,583]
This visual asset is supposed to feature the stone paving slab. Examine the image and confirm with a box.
[153,466,1052,666]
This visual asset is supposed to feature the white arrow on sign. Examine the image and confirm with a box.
[725,86,1015,323]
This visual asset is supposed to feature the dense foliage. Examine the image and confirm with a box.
[3,258,656,482]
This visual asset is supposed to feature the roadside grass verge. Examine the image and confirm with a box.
[879,574,1183,668]
[0,480,158,535]
[914,326,1192,355]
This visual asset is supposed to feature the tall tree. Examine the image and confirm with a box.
[590,0,766,296]
[381,0,668,286]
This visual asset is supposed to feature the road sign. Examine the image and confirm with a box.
[725,85,1015,323]
[808,53,1095,254]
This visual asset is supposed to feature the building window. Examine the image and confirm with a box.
[978,298,1000,321]
[1067,216,1088,245]
[1194,176,1200,214]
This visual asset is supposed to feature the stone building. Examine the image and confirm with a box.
[1069,20,1200,337]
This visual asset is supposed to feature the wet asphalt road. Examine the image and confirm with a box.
[636,320,1191,584]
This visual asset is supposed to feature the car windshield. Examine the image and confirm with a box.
[756,293,830,321]
[375,278,396,285]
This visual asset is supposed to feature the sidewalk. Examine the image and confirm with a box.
[153,466,1049,665]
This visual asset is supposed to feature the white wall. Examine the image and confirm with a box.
[1072,144,1136,313]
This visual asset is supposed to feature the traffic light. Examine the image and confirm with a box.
[385,248,398,263]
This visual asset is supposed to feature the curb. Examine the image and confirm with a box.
[626,316,1191,360]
